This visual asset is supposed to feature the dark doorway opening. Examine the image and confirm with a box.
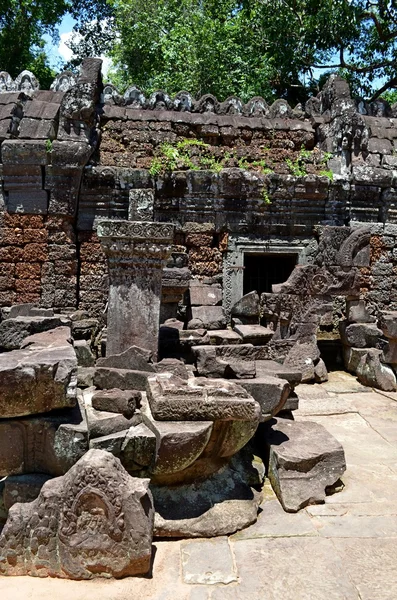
[317,340,344,371]
[243,253,298,296]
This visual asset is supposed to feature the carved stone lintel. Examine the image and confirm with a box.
[97,220,174,357]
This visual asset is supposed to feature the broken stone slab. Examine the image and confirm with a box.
[314,358,329,383]
[343,346,368,373]
[346,299,376,324]
[147,374,261,423]
[356,348,397,391]
[237,376,291,421]
[231,291,260,322]
[153,358,189,379]
[0,449,154,579]
[3,474,52,511]
[340,322,385,349]
[85,404,139,439]
[188,306,226,330]
[0,326,77,418]
[93,367,152,391]
[207,329,242,345]
[152,462,262,538]
[91,388,141,418]
[379,310,397,339]
[0,315,71,351]
[96,345,155,372]
[71,319,99,342]
[189,281,222,306]
[255,360,302,388]
[283,339,321,383]
[192,344,256,379]
[73,339,95,367]
[262,417,346,512]
[233,324,274,346]
[77,366,95,388]
[121,423,157,472]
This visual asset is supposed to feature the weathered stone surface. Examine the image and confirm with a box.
[73,339,95,367]
[193,344,256,379]
[93,367,152,391]
[233,324,274,345]
[314,358,329,383]
[97,220,174,358]
[189,306,226,330]
[255,359,302,387]
[0,326,77,418]
[237,376,290,421]
[97,345,155,372]
[379,311,397,339]
[189,281,222,306]
[0,450,154,579]
[356,349,397,391]
[347,299,376,324]
[7,304,54,319]
[3,474,52,511]
[231,291,260,320]
[0,407,88,477]
[207,329,242,345]
[147,373,261,422]
[343,346,369,373]
[85,405,138,439]
[77,366,95,388]
[382,340,397,365]
[263,418,346,512]
[0,315,71,351]
[341,323,384,349]
[154,358,189,379]
[152,463,261,538]
[91,389,141,418]
[120,423,157,471]
[181,536,237,583]
[283,339,321,382]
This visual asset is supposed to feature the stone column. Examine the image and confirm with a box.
[97,220,174,358]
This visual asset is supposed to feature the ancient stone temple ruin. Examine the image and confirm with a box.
[0,57,396,578]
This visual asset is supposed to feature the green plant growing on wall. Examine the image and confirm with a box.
[45,139,53,153]
[286,157,307,177]
[319,169,334,181]
[261,187,272,205]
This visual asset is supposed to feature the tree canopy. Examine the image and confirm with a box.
[1,0,397,101]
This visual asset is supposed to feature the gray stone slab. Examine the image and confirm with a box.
[334,538,397,600]
[233,324,274,345]
[181,537,237,585]
[216,538,360,600]
[312,514,397,537]
[232,496,318,540]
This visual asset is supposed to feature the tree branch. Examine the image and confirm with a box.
[369,76,397,101]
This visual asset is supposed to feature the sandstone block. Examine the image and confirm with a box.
[255,360,302,387]
[189,281,222,306]
[93,367,152,391]
[233,324,274,345]
[207,329,242,345]
[0,449,154,578]
[3,474,52,511]
[231,291,260,321]
[237,376,290,421]
[96,345,155,371]
[91,389,141,418]
[356,348,397,391]
[263,418,346,512]
[341,322,384,348]
[0,315,70,351]
[189,306,226,330]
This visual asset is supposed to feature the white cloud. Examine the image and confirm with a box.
[57,24,113,78]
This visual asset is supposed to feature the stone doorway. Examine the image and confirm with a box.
[243,253,298,297]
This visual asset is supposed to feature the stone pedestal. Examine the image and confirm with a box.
[97,220,174,357]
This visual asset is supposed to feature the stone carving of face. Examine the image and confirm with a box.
[58,75,71,93]
[20,75,33,94]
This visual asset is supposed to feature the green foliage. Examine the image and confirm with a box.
[319,169,334,181]
[261,187,272,205]
[45,139,53,152]
[286,158,307,177]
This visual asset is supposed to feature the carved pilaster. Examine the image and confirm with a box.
[97,220,174,357]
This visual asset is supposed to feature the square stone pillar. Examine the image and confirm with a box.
[97,220,174,358]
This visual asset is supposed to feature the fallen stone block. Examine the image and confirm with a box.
[0,315,71,351]
[73,339,95,367]
[263,418,346,512]
[154,358,189,379]
[346,299,376,324]
[91,388,141,418]
[207,329,242,345]
[77,366,95,388]
[189,306,226,330]
[340,322,384,349]
[85,404,138,439]
[193,344,256,379]
[147,374,261,423]
[231,291,260,322]
[0,449,154,579]
[0,326,77,418]
[343,346,368,372]
[233,324,274,345]
[96,345,155,372]
[6,304,54,319]
[93,367,152,391]
[255,359,302,388]
[189,281,222,306]
[314,358,328,383]
[237,376,291,421]
[283,339,320,382]
[379,310,397,339]
[356,348,397,391]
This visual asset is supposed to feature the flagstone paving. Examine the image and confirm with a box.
[1,371,396,600]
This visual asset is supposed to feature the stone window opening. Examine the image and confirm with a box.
[243,252,298,297]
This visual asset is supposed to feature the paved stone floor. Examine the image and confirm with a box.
[1,371,397,600]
